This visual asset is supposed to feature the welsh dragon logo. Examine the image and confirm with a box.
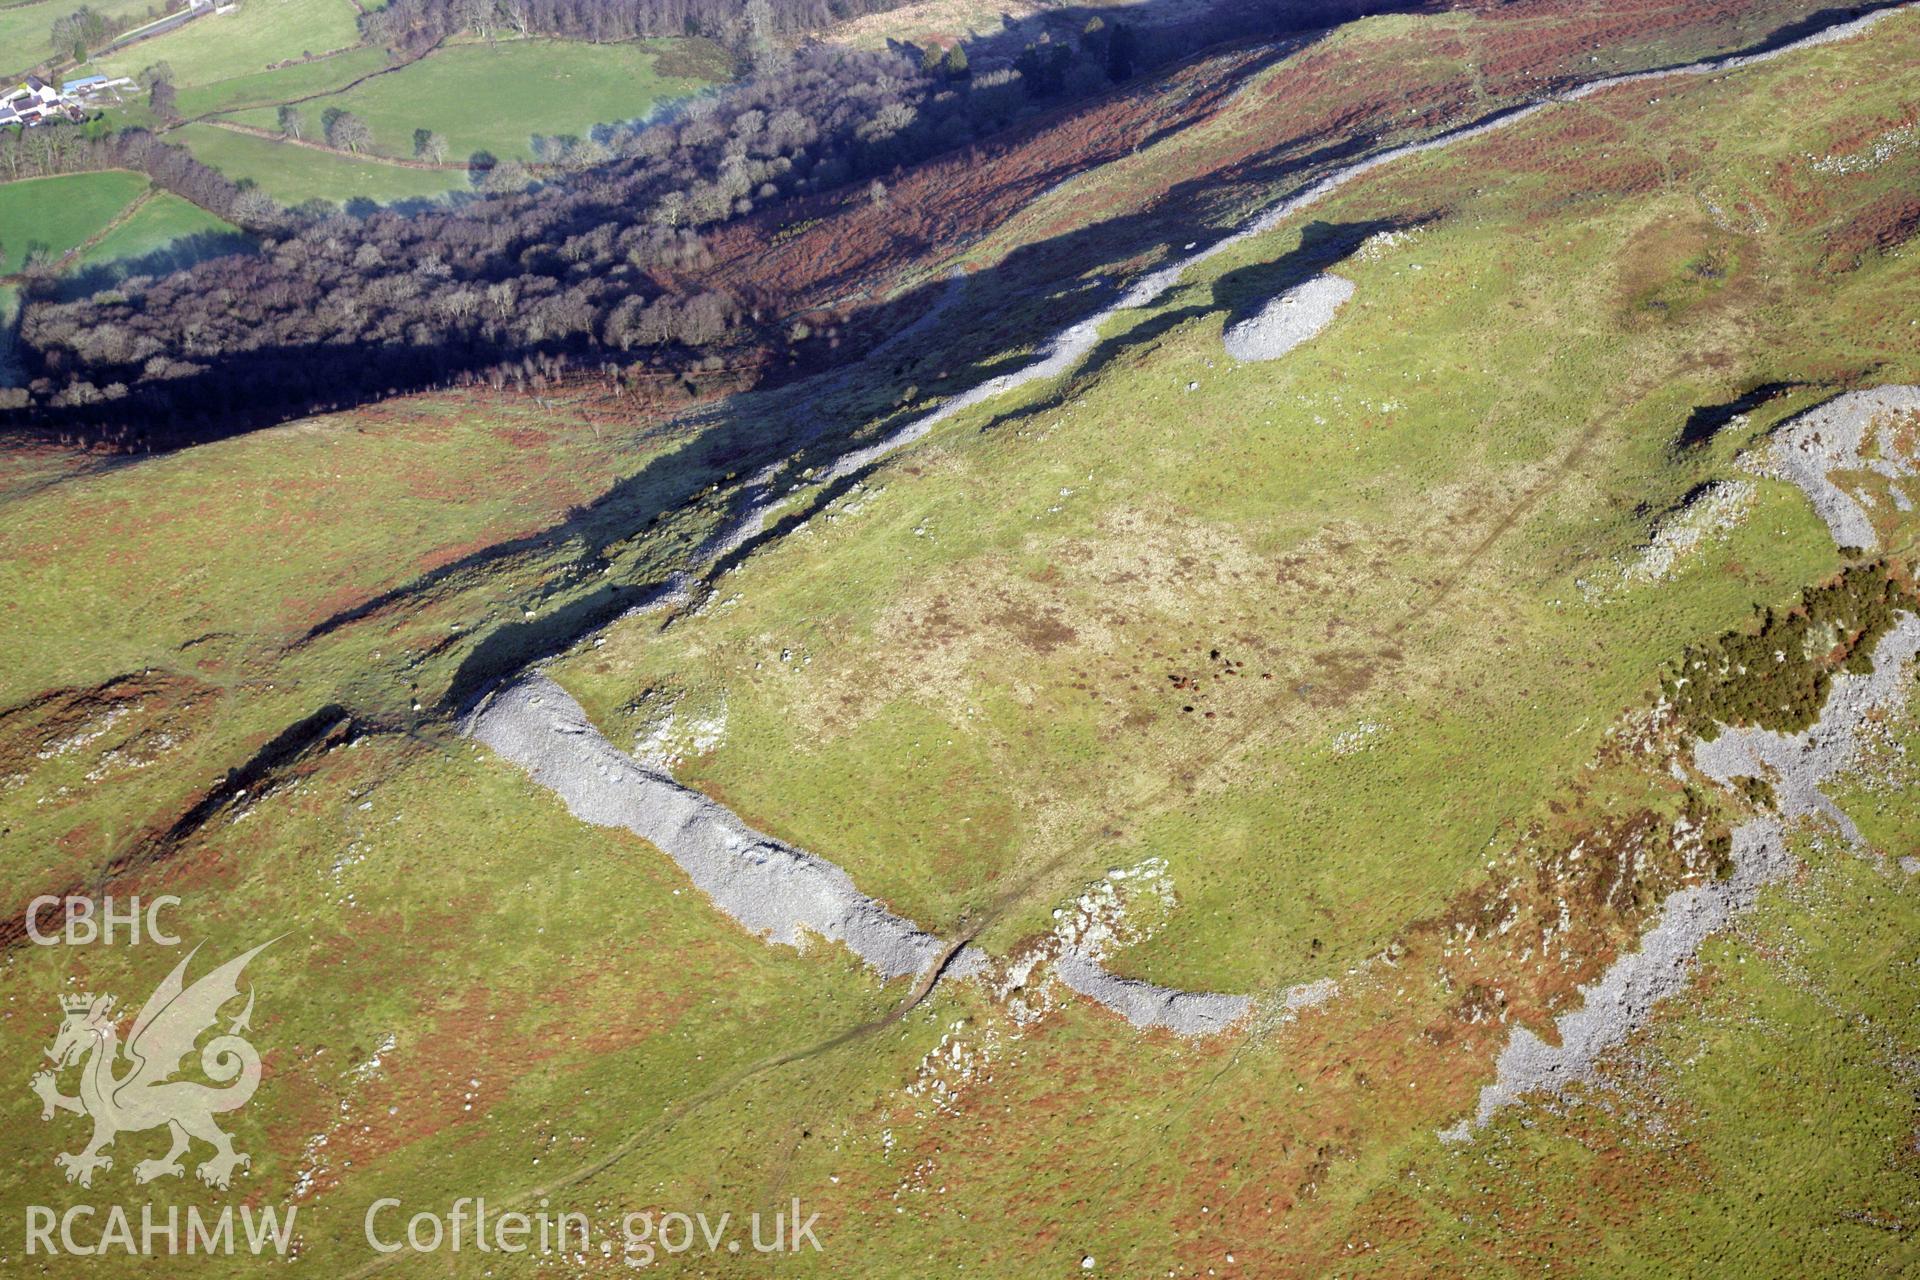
[31,941,273,1190]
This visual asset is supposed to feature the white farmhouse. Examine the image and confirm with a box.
[0,77,76,129]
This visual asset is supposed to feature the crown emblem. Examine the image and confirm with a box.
[59,993,110,1015]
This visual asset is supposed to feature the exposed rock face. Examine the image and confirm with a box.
[1054,952,1252,1037]
[1222,275,1354,363]
[468,674,978,983]
[1447,417,1920,1139]
[1768,386,1920,550]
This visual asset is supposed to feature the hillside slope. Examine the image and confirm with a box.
[2,2,1918,1275]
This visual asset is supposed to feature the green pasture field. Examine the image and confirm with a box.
[172,43,392,118]
[0,167,147,271]
[172,120,468,203]
[81,35,723,207]
[77,187,235,262]
[57,188,248,294]
[92,0,362,89]
[0,0,158,73]
[224,38,722,163]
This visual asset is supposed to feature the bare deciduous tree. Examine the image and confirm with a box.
[326,112,374,155]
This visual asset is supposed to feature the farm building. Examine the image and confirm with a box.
[0,77,80,129]
[60,73,135,105]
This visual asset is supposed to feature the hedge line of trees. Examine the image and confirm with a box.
[50,5,147,62]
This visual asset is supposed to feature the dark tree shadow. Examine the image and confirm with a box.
[53,229,260,301]
[419,215,1414,711]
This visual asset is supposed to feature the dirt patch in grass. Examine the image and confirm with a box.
[1614,212,1755,324]
[988,603,1080,653]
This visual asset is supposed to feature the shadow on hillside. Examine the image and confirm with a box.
[2,0,1901,703]
[421,120,1434,698]
[685,214,1415,585]
[0,299,20,391]
[1676,380,1807,449]
[0,0,1454,452]
[1740,1,1918,54]
[54,229,261,302]
[283,0,1909,708]
[339,192,487,220]
[873,0,1442,72]
[973,215,1422,439]
[419,206,1413,711]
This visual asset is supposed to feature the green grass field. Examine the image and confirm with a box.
[0,169,243,295]
[172,43,392,118]
[225,38,721,162]
[77,31,724,207]
[0,168,149,272]
[544,10,1920,994]
[93,0,362,88]
[0,0,160,73]
[78,188,234,262]
[173,120,469,203]
[56,188,248,295]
